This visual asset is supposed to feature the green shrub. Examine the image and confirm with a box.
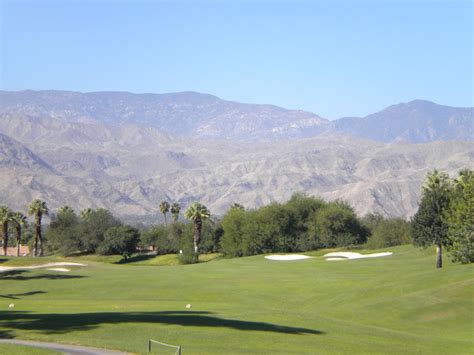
[366,218,411,248]
[178,232,197,264]
[97,225,140,258]
[44,209,82,256]
[307,201,369,248]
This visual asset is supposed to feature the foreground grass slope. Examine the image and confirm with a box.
[1,245,472,354]
[0,343,58,354]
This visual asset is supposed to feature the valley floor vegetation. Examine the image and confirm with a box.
[0,169,472,268]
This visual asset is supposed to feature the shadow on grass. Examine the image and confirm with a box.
[0,329,14,339]
[0,291,47,300]
[0,311,324,336]
[115,253,157,264]
[0,270,87,281]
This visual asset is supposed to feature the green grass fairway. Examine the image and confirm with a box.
[1,246,473,354]
[0,343,59,354]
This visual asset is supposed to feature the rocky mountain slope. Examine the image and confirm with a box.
[0,90,472,218]
[0,116,471,218]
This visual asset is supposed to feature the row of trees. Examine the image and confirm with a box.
[0,195,418,261]
[0,199,48,256]
[46,201,212,260]
[220,194,369,257]
[2,168,471,268]
[158,201,181,223]
[0,198,212,262]
[411,169,473,268]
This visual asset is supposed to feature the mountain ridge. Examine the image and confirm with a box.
[0,90,472,218]
[1,90,471,143]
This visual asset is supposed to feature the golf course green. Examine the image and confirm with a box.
[1,245,472,354]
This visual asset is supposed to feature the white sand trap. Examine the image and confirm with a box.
[46,268,70,272]
[265,254,312,261]
[324,252,392,261]
[0,262,85,272]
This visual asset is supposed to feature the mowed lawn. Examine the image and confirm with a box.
[0,245,472,354]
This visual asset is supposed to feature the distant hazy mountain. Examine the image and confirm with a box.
[0,90,328,141]
[1,91,471,143]
[331,100,473,143]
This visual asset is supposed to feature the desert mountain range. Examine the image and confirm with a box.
[0,90,472,219]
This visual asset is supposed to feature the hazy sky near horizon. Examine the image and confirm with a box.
[1,0,472,119]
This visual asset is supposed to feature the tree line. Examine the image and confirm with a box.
[220,195,369,257]
[1,168,471,268]
[0,199,48,256]
[0,200,214,262]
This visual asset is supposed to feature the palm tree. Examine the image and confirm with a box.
[422,169,451,194]
[0,206,12,256]
[11,212,28,256]
[59,205,75,214]
[170,202,181,222]
[80,208,93,221]
[184,202,210,258]
[159,201,170,224]
[453,169,473,191]
[28,199,49,256]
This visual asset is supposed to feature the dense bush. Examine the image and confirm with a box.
[199,221,224,253]
[45,208,82,255]
[44,208,122,256]
[220,207,247,257]
[307,201,369,248]
[80,208,122,252]
[220,194,368,257]
[177,230,197,264]
[97,226,140,258]
[444,169,474,263]
[140,223,182,254]
[365,217,411,248]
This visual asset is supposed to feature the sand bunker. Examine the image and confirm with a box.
[265,254,312,261]
[0,262,84,272]
[324,252,392,261]
[46,268,70,272]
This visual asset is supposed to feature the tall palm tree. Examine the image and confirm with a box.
[0,206,12,256]
[184,202,210,258]
[170,202,181,222]
[28,199,49,256]
[159,201,170,224]
[11,212,28,256]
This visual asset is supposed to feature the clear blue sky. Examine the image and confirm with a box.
[1,0,472,119]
